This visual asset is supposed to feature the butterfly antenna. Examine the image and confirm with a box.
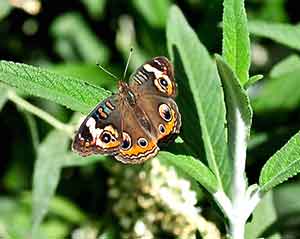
[96,63,118,80]
[122,47,133,80]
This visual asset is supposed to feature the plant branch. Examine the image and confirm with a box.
[8,91,74,138]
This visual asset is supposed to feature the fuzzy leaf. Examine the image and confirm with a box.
[158,151,218,193]
[222,0,250,84]
[216,55,252,197]
[259,131,300,192]
[249,21,300,51]
[167,6,231,192]
[0,60,111,114]
[253,55,300,112]
[216,55,252,149]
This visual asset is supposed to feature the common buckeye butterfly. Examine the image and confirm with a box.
[72,57,181,164]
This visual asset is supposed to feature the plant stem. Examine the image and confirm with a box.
[7,91,74,137]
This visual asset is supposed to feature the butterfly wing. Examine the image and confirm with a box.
[114,102,159,164]
[129,56,177,98]
[72,95,123,156]
[129,56,181,144]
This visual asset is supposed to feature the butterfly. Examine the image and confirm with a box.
[72,56,181,164]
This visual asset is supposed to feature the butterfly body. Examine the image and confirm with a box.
[73,57,181,164]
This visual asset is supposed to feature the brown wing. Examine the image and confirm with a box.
[72,95,122,157]
[114,102,159,164]
[129,56,177,98]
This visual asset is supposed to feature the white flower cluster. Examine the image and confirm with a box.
[108,158,221,239]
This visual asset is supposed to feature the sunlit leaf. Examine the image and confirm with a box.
[0,60,111,114]
[167,6,231,192]
[259,131,300,192]
[222,0,250,84]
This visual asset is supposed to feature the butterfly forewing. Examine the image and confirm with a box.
[72,95,122,156]
[129,56,177,98]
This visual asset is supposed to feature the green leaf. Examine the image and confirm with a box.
[48,63,118,90]
[274,183,300,216]
[216,55,252,147]
[245,191,280,239]
[216,55,252,197]
[167,6,231,192]
[0,83,9,111]
[222,0,250,84]
[81,0,106,19]
[132,0,171,28]
[51,12,109,64]
[244,74,264,89]
[32,130,69,238]
[0,60,111,114]
[249,21,300,51]
[253,55,300,112]
[158,151,218,193]
[259,131,300,192]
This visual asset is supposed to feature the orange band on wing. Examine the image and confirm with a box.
[115,139,159,164]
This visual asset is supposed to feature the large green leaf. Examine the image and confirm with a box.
[32,130,69,238]
[245,191,280,239]
[131,0,171,28]
[222,0,250,84]
[167,6,231,192]
[0,60,111,114]
[158,151,218,194]
[216,55,252,198]
[249,20,300,51]
[259,131,300,192]
[253,55,300,112]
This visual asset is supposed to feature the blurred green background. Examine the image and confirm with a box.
[1,0,300,238]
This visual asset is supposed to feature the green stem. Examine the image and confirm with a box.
[7,91,74,138]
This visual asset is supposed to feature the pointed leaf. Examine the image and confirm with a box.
[222,0,250,84]
[0,60,111,114]
[157,151,218,193]
[32,130,69,238]
[167,6,231,192]
[249,21,300,51]
[216,55,252,198]
[259,131,300,192]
